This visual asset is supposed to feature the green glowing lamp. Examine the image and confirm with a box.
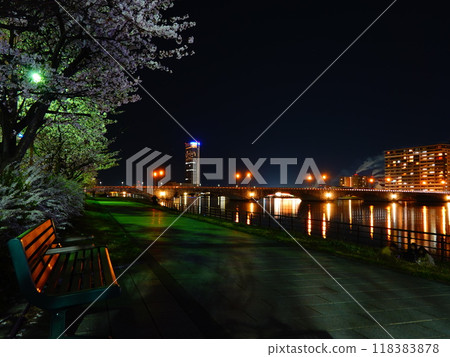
[30,71,43,83]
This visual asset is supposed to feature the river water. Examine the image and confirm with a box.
[168,196,450,238]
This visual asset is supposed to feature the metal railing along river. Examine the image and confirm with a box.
[161,201,450,262]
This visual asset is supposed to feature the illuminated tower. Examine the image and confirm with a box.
[185,141,200,186]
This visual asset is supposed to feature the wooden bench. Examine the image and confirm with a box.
[7,219,120,338]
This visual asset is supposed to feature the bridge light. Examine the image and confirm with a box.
[391,193,398,200]
[386,177,392,182]
[275,192,282,197]
[249,192,255,198]
[246,172,251,178]
[153,172,158,177]
[322,174,327,180]
[159,169,164,176]
[306,175,313,181]
[160,191,166,197]
[325,192,332,199]
[446,195,450,201]
[236,173,241,179]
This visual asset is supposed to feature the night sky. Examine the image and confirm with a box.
[100,0,450,186]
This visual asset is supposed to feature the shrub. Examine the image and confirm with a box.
[0,163,84,241]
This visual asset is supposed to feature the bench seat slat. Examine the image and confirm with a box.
[70,250,85,292]
[45,247,118,295]
[56,251,78,294]
[45,253,68,292]
[33,253,60,292]
[81,249,92,290]
[99,248,117,287]
[92,248,102,288]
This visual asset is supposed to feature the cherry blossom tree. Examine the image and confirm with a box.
[29,113,119,184]
[0,0,194,171]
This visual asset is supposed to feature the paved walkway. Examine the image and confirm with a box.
[23,200,450,338]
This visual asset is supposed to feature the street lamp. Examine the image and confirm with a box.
[30,71,43,83]
[246,172,252,186]
[236,173,241,187]
[306,174,313,187]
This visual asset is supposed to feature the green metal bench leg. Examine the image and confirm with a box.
[50,311,66,339]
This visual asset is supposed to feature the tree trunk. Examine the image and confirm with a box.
[0,102,50,173]
[0,110,18,172]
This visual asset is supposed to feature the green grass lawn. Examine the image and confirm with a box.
[66,197,155,265]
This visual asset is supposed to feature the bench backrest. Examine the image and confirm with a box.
[8,219,60,296]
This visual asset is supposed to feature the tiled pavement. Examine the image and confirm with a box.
[21,200,450,338]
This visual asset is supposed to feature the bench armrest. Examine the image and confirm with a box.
[46,245,95,255]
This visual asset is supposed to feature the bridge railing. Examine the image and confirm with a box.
[161,201,450,262]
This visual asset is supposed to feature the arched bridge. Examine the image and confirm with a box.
[90,186,450,203]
